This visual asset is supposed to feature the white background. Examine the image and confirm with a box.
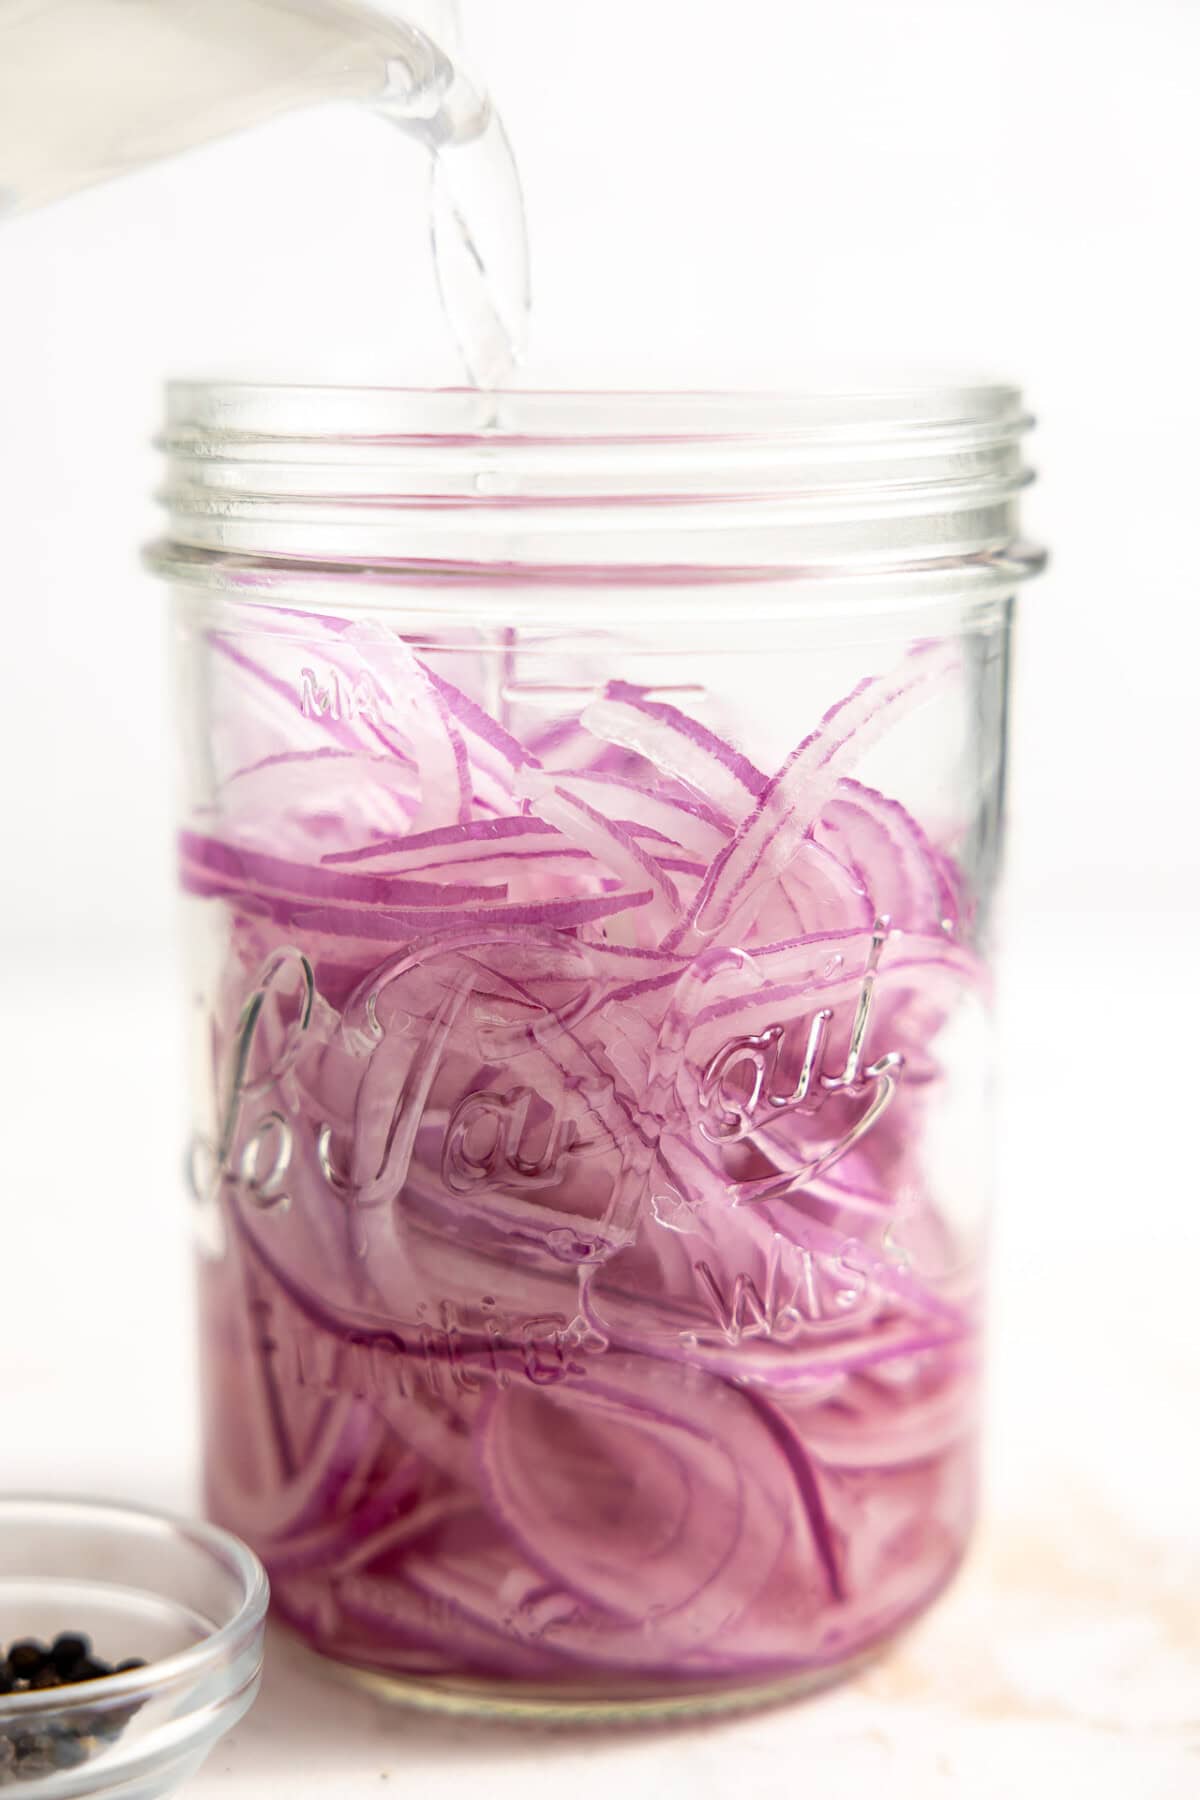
[2,0,1199,955]
[1,3,1197,1795]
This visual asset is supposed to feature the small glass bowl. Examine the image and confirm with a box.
[0,1496,268,1799]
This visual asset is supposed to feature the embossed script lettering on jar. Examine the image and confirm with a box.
[184,650,983,1408]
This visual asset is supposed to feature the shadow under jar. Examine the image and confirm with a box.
[149,384,1043,1722]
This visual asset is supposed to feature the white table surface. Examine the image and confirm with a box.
[4,912,1198,1798]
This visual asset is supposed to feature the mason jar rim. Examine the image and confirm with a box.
[150,381,1044,604]
[160,378,1030,445]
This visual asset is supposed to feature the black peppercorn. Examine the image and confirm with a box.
[70,1656,112,1683]
[0,1631,149,1782]
[49,1633,91,1678]
[5,1643,48,1681]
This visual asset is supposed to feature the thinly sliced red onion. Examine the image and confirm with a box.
[418,660,535,773]
[816,780,961,934]
[322,814,567,871]
[186,885,657,946]
[475,1357,791,1644]
[683,646,958,944]
[189,621,984,1692]
[180,832,506,910]
[344,622,473,829]
[538,769,729,857]
[217,749,420,856]
[516,770,682,935]
[335,1567,565,1678]
[581,681,765,822]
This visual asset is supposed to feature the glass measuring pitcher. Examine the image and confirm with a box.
[0,0,529,381]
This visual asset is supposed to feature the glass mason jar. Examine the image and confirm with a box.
[151,383,1043,1722]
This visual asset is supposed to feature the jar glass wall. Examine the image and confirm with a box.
[152,385,1042,1721]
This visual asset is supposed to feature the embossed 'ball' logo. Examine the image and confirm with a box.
[190,927,660,1295]
[652,919,904,1203]
[186,946,315,1257]
[192,933,634,1399]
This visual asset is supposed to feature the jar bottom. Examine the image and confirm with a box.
[329,1650,879,1725]
[263,1534,972,1724]
[274,1560,967,1728]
